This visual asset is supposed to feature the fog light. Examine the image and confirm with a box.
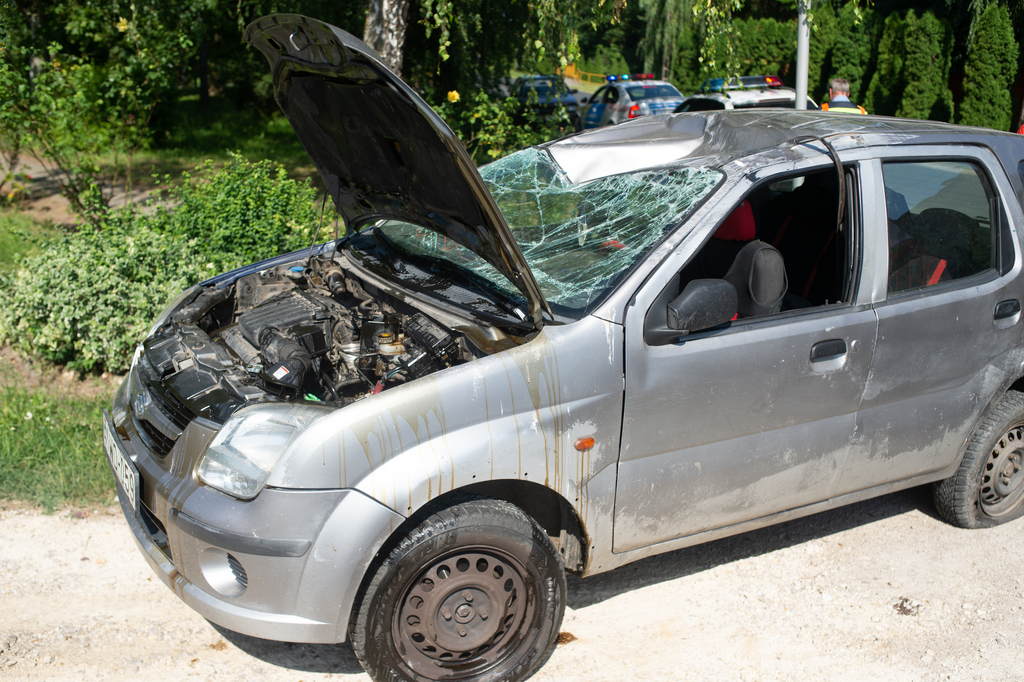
[199,547,248,597]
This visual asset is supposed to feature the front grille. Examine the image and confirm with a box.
[134,413,176,457]
[227,553,248,588]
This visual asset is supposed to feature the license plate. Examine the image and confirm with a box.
[103,412,139,514]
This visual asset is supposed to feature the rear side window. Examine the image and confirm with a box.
[883,160,997,295]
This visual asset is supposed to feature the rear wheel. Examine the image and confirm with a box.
[935,390,1024,527]
[350,498,566,682]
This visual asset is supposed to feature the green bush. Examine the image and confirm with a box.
[434,90,568,163]
[865,13,906,117]
[897,11,953,122]
[808,2,838,104]
[958,3,1019,130]
[830,1,880,104]
[0,155,321,373]
[735,18,796,83]
[0,221,204,372]
[578,45,631,78]
[153,152,321,272]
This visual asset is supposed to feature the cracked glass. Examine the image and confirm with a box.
[378,148,722,314]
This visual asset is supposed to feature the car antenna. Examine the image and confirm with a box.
[307,191,330,266]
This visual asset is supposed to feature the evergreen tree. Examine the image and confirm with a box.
[897,10,953,121]
[959,3,1019,130]
[672,20,704,93]
[735,17,796,81]
[830,1,879,104]
[808,1,838,104]
[865,12,905,116]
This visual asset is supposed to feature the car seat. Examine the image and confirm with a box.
[723,240,788,317]
[699,200,757,279]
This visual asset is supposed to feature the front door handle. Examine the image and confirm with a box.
[810,339,847,361]
[994,299,1020,320]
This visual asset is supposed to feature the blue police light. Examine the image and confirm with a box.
[620,74,631,80]
[606,75,618,81]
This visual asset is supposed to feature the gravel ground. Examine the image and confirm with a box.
[2,487,1022,682]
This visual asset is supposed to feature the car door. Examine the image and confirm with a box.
[583,86,609,129]
[601,86,621,125]
[834,148,1023,494]
[613,161,880,553]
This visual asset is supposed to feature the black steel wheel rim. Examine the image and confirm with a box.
[981,424,1024,517]
[393,547,537,679]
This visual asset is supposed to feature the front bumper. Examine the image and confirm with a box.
[104,385,404,643]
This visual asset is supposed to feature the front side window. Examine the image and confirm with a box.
[883,160,997,295]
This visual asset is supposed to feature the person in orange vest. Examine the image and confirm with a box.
[821,78,867,114]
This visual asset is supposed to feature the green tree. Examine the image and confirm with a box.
[807,0,837,103]
[897,10,953,122]
[640,0,692,80]
[864,12,905,116]
[959,2,1018,129]
[830,0,879,104]
[0,1,206,215]
[735,17,795,80]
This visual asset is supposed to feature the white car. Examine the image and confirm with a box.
[580,74,684,128]
[677,75,819,112]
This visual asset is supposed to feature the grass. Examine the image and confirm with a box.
[0,382,115,511]
[0,209,56,272]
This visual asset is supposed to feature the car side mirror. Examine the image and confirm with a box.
[667,279,738,332]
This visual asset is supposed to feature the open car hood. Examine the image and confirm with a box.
[244,14,551,326]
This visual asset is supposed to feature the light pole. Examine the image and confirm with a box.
[795,0,810,110]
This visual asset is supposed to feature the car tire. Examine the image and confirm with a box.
[350,498,566,682]
[934,390,1024,528]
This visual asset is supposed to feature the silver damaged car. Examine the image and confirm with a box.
[104,13,1024,682]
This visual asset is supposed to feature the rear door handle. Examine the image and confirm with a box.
[810,339,847,361]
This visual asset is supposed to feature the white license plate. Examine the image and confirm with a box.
[103,413,139,514]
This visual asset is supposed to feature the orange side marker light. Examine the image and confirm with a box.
[574,436,595,451]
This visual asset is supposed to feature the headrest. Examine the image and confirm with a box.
[714,200,755,241]
[724,240,787,317]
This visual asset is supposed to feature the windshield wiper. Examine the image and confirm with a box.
[370,230,408,274]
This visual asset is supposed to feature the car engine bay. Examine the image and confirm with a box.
[136,253,503,428]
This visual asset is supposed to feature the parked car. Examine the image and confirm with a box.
[580,73,684,128]
[510,74,580,129]
[676,74,819,112]
[104,14,1024,682]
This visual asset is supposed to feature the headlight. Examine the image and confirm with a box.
[195,403,333,500]
[147,286,200,337]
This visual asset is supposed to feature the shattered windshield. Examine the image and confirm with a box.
[377,148,721,314]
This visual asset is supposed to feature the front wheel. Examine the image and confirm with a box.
[935,390,1024,527]
[350,498,566,682]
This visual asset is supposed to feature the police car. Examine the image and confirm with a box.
[581,74,684,128]
[676,75,819,112]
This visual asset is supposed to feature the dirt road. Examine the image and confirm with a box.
[2,487,1022,681]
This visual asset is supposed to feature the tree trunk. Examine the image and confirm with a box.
[363,0,411,76]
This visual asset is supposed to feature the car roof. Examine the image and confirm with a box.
[543,110,1024,186]
[684,88,796,104]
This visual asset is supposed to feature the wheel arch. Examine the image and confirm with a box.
[346,481,588,638]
